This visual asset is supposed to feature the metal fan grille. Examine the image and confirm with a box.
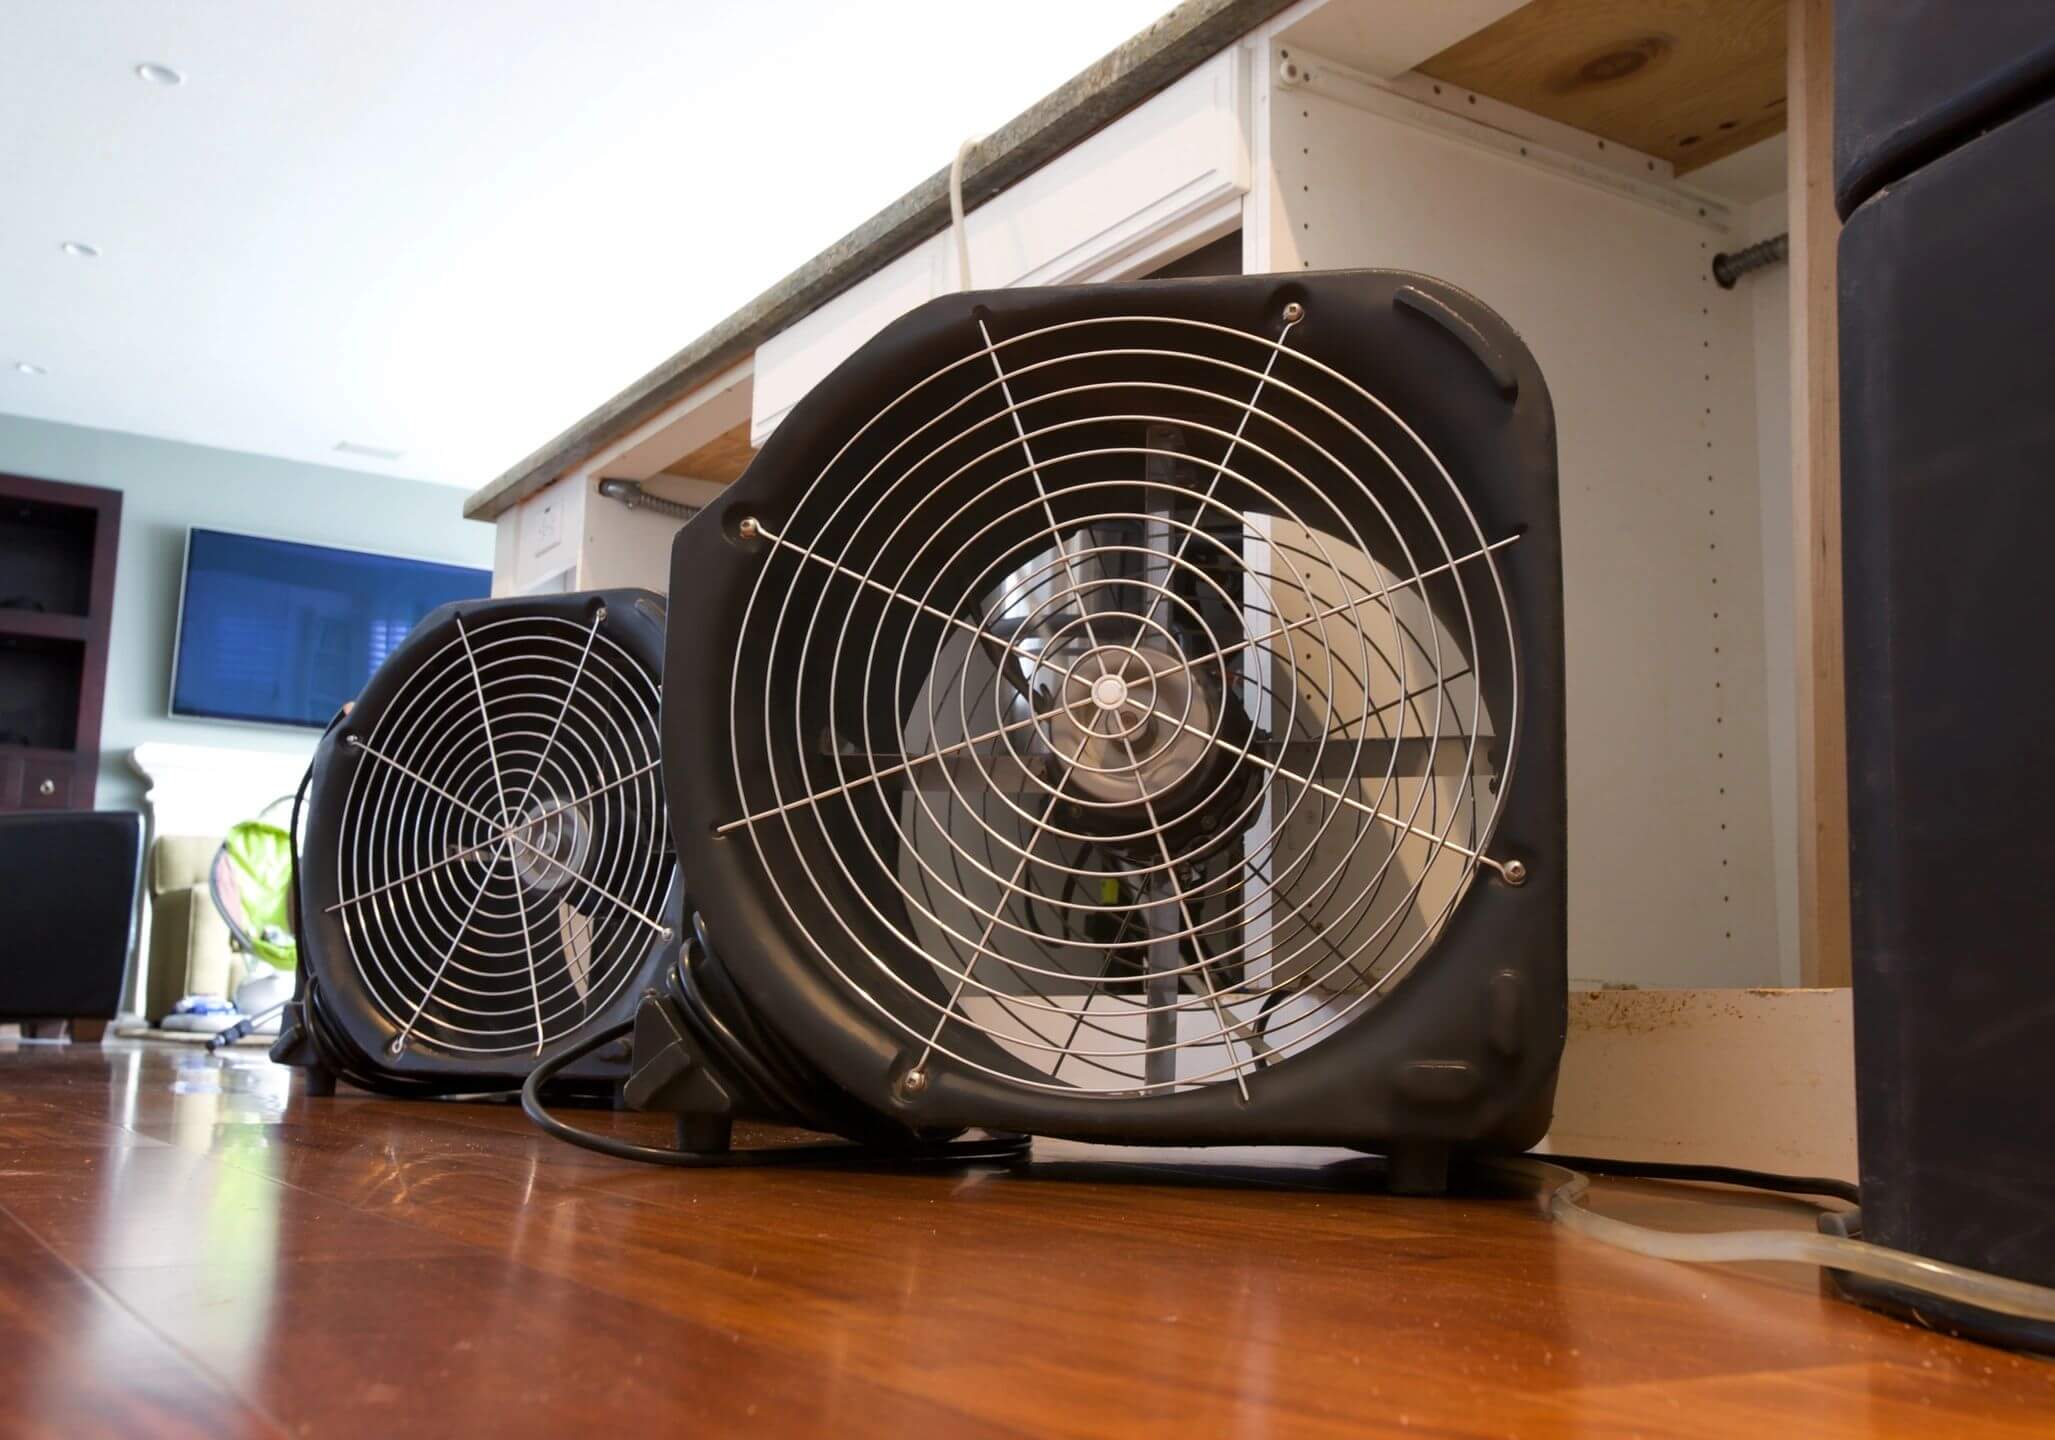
[721,310,1521,1096]
[331,610,672,1057]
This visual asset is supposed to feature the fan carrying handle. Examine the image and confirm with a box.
[1393,284,1518,399]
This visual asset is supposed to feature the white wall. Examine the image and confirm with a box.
[1742,192,1799,986]
[0,413,493,813]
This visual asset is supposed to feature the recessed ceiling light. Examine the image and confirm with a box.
[62,241,100,259]
[134,62,184,86]
[15,362,47,376]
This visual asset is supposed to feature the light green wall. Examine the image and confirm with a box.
[0,413,493,812]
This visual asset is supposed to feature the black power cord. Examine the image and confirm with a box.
[205,1001,286,1054]
[518,1019,1030,1169]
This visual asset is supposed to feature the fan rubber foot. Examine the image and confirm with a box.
[1388,1144,1450,1196]
[623,991,739,1151]
[302,1066,338,1098]
[675,1114,734,1154]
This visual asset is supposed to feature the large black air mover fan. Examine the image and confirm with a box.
[272,589,682,1098]
[547,270,1565,1190]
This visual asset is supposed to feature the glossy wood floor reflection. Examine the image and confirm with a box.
[0,1041,2048,1438]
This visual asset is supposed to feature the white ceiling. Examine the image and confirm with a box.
[0,0,1173,489]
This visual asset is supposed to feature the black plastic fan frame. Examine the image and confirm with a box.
[278,588,681,1096]
[665,270,1565,1167]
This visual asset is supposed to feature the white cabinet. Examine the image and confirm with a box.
[492,469,684,599]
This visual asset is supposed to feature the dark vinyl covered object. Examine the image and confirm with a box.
[1839,78,2055,1302]
[1833,0,2055,217]
[0,811,142,1019]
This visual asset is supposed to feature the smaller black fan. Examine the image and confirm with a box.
[274,589,680,1097]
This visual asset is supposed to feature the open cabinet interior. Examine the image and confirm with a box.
[1254,8,1798,992]
[487,0,1809,1000]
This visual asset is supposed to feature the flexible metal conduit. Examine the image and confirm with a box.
[596,478,701,522]
[1712,233,1789,289]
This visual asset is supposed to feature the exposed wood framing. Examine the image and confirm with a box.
[1788,0,1850,988]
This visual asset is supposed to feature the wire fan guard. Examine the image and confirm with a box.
[707,291,1533,1104]
[329,603,674,1060]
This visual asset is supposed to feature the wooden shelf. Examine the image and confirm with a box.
[0,473,120,811]
[661,419,757,485]
[0,611,90,643]
[1418,0,1787,175]
[0,744,77,764]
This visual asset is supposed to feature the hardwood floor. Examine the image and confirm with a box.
[0,1039,2048,1437]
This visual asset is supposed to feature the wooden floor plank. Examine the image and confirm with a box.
[0,1204,282,1439]
[0,1039,2049,1437]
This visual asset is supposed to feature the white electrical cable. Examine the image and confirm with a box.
[1489,1157,2055,1323]
[949,136,979,291]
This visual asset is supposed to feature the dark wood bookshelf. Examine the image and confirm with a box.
[0,474,121,811]
[0,610,93,643]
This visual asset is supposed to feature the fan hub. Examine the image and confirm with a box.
[508,795,593,897]
[1040,636,1215,812]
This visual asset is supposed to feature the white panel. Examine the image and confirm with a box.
[491,510,520,598]
[1744,191,1799,987]
[577,478,688,594]
[983,47,1247,288]
[1268,58,1779,987]
[498,470,583,596]
[1544,987,1854,1180]
[496,470,685,597]
[752,49,1249,445]
[751,236,946,448]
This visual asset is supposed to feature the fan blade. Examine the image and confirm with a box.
[556,900,594,1002]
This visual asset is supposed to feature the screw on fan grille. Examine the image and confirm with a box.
[330,610,673,1057]
[720,309,1524,1097]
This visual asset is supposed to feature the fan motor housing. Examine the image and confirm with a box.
[282,588,681,1095]
[667,271,1565,1165]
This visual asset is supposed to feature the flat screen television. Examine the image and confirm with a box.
[170,528,490,730]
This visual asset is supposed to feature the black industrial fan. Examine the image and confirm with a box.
[537,270,1565,1191]
[273,589,682,1097]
